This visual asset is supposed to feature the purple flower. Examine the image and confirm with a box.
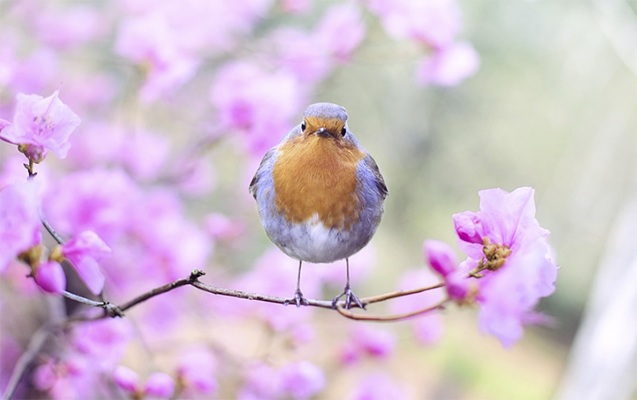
[113,365,139,393]
[424,239,457,277]
[238,362,283,400]
[210,61,303,156]
[34,261,66,294]
[417,42,480,86]
[0,181,41,272]
[62,231,111,295]
[177,348,218,395]
[280,361,326,400]
[315,4,366,62]
[368,0,461,48]
[144,372,175,398]
[453,187,558,346]
[347,373,405,400]
[0,91,80,159]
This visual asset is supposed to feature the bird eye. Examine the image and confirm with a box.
[341,127,347,136]
[301,121,306,131]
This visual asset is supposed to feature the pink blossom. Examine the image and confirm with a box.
[453,187,558,347]
[7,49,58,95]
[268,28,332,84]
[424,239,457,277]
[238,362,283,400]
[62,231,111,295]
[117,130,170,181]
[177,348,218,395]
[32,5,109,50]
[338,325,396,364]
[210,61,303,155]
[0,181,41,272]
[34,261,66,294]
[44,168,140,242]
[280,361,325,400]
[315,3,366,62]
[417,42,480,86]
[0,91,80,159]
[113,365,139,393]
[144,372,175,398]
[347,373,405,400]
[205,213,246,241]
[73,319,133,369]
[368,0,461,48]
[114,13,199,103]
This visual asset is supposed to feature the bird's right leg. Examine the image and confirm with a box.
[290,260,309,307]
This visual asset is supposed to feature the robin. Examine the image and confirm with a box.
[249,103,387,309]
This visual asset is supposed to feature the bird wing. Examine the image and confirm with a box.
[363,153,388,199]
[249,147,276,199]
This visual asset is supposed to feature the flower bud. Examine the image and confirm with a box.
[144,372,175,398]
[34,261,66,293]
[423,240,457,277]
[452,211,484,244]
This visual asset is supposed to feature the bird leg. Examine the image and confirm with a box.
[332,258,364,309]
[287,260,309,307]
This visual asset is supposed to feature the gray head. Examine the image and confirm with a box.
[303,103,348,123]
[298,102,356,142]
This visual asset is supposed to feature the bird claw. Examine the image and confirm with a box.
[332,285,364,310]
[285,289,309,308]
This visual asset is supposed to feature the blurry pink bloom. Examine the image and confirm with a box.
[413,314,444,344]
[269,28,332,84]
[338,325,396,364]
[44,168,140,242]
[8,49,58,95]
[239,362,283,400]
[424,239,457,277]
[368,0,461,48]
[62,231,111,295]
[315,4,366,62]
[33,361,57,391]
[117,130,169,181]
[205,213,246,241]
[177,348,218,395]
[417,42,479,86]
[33,5,108,50]
[114,14,199,103]
[348,372,405,400]
[113,365,139,393]
[0,181,41,271]
[0,91,80,159]
[144,372,175,398]
[73,319,133,369]
[0,45,18,87]
[453,187,558,347]
[210,61,302,155]
[34,261,66,294]
[280,361,325,400]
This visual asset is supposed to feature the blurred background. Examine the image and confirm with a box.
[0,0,635,399]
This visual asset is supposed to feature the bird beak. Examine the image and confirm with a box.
[315,127,329,137]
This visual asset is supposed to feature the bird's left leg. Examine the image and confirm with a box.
[332,258,364,309]
[290,260,309,307]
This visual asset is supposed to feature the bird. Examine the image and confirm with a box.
[249,103,387,309]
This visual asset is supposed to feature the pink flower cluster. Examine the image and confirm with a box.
[424,187,558,347]
[368,0,479,86]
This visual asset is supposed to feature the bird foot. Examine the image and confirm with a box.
[285,289,309,308]
[332,285,364,310]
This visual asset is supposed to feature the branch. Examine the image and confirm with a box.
[62,269,448,324]
[1,326,52,400]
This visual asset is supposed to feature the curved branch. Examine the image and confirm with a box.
[336,297,449,322]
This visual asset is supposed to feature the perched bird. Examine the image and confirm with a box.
[249,103,387,309]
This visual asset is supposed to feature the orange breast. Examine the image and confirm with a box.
[272,134,366,230]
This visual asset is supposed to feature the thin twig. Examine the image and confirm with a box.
[118,270,206,312]
[335,297,449,322]
[1,326,51,400]
[39,211,64,245]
